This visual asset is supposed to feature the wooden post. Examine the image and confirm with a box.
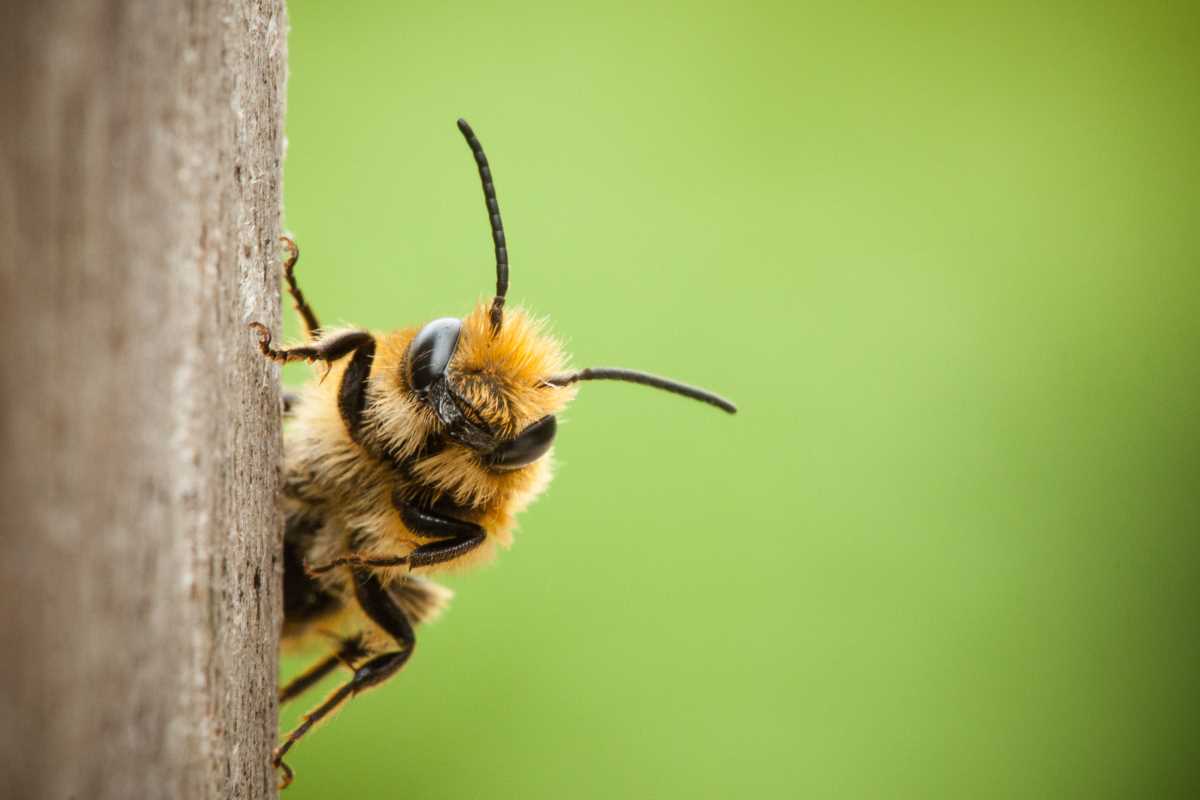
[0,2,287,797]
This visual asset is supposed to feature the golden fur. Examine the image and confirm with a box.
[282,302,577,641]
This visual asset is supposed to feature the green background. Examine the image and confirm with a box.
[279,2,1199,797]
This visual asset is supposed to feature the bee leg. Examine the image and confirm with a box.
[249,324,373,365]
[397,499,482,539]
[304,505,487,577]
[279,236,322,340]
[338,339,376,440]
[394,500,488,568]
[407,531,486,568]
[278,635,370,705]
[308,535,487,576]
[272,570,415,790]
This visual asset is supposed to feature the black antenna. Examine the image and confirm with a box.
[545,368,737,414]
[456,118,508,334]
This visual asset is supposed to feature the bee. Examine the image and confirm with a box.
[252,119,736,789]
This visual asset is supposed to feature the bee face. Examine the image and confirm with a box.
[406,304,576,471]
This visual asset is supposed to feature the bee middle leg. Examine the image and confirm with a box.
[273,569,416,789]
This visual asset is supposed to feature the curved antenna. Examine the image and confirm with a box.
[545,368,737,414]
[456,118,508,334]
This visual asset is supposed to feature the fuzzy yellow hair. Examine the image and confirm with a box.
[448,302,576,438]
[287,302,579,581]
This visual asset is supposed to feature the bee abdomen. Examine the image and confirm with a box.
[282,510,341,632]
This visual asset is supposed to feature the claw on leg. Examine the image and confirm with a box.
[248,321,306,364]
[281,235,299,272]
[274,752,294,790]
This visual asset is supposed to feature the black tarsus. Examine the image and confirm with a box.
[545,367,738,414]
[273,570,416,790]
[280,236,321,339]
[456,118,508,334]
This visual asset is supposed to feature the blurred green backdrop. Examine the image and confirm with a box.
[278,2,1199,797]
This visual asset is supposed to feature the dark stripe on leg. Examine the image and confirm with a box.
[338,338,376,441]
[395,498,484,539]
[408,532,486,568]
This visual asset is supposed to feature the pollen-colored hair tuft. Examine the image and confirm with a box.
[449,302,577,437]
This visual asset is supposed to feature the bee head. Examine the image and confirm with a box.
[404,119,735,473]
[406,303,576,471]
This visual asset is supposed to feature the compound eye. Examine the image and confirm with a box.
[408,317,462,395]
[488,415,557,471]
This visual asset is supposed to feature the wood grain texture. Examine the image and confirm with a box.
[0,1,288,797]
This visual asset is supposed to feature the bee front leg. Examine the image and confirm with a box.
[279,236,322,340]
[249,324,372,365]
[306,505,487,575]
[273,570,416,790]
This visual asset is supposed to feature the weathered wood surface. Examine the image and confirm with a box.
[0,2,288,797]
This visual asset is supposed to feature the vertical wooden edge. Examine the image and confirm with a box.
[0,1,288,797]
